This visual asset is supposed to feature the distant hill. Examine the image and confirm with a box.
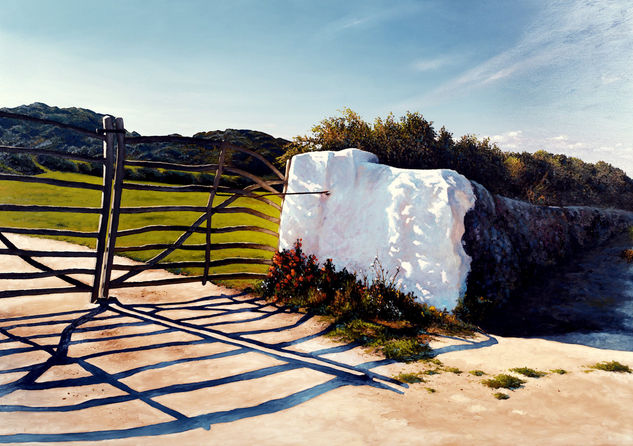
[0,103,289,183]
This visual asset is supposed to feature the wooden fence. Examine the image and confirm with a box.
[0,111,322,302]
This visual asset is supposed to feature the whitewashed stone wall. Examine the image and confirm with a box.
[278,149,476,310]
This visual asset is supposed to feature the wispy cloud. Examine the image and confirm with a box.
[317,3,425,40]
[398,0,633,107]
[411,56,453,72]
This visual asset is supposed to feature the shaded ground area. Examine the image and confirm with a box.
[0,291,405,443]
[1,236,633,445]
[485,233,633,351]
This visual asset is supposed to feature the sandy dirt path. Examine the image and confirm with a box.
[1,235,633,445]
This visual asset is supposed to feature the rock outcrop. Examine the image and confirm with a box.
[462,181,633,314]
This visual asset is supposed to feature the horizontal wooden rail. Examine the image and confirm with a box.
[118,205,207,214]
[0,227,98,238]
[115,224,278,238]
[122,183,213,193]
[114,242,276,253]
[111,257,273,271]
[0,248,97,258]
[0,145,106,163]
[0,204,101,214]
[0,111,105,140]
[124,137,285,180]
[0,287,87,299]
[124,159,217,172]
[210,225,279,237]
[223,166,279,194]
[0,269,95,279]
[109,272,268,289]
[214,206,280,224]
[0,173,104,191]
[120,183,283,210]
[117,205,279,223]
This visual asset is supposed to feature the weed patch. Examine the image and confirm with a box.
[550,369,567,375]
[589,361,631,373]
[509,367,547,378]
[482,374,525,390]
[394,372,425,384]
[469,370,486,376]
[494,392,510,400]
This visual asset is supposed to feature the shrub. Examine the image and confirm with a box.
[550,369,567,375]
[469,370,486,376]
[482,374,525,390]
[394,372,425,384]
[258,240,471,333]
[589,361,631,373]
[494,392,510,400]
[284,109,633,211]
[445,367,462,375]
[380,337,432,362]
[258,240,474,361]
[509,367,547,378]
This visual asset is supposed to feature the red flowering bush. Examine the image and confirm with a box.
[258,240,471,334]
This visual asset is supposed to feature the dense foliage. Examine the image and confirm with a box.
[257,240,472,360]
[284,108,633,210]
[259,240,457,324]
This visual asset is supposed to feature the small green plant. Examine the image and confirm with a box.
[482,374,525,390]
[550,369,567,375]
[509,367,547,378]
[589,361,631,373]
[423,369,441,376]
[380,338,432,362]
[445,367,462,375]
[394,372,425,384]
[425,387,436,394]
[494,392,510,400]
[469,370,486,376]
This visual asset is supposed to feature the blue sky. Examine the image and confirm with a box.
[1,0,632,173]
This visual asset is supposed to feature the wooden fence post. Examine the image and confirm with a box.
[92,116,115,302]
[94,117,126,301]
[279,157,292,217]
[203,142,227,284]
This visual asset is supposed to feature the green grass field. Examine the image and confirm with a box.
[0,170,281,288]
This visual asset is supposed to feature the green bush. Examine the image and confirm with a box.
[482,374,525,390]
[509,367,547,378]
[284,108,633,211]
[589,361,631,373]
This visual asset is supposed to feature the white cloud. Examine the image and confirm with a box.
[484,128,633,175]
[487,130,524,150]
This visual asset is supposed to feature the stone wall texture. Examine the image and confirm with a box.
[462,181,633,308]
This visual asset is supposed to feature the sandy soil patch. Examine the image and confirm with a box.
[1,235,633,445]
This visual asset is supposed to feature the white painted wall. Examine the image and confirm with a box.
[278,149,476,310]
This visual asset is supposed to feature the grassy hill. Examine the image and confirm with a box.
[0,103,290,184]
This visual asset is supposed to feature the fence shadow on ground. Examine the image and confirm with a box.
[0,291,405,443]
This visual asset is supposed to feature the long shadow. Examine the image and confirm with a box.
[0,292,406,443]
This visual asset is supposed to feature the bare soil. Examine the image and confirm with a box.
[1,235,632,445]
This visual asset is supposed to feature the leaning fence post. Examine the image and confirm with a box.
[203,142,227,285]
[98,117,127,300]
[278,157,292,217]
[92,116,115,302]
